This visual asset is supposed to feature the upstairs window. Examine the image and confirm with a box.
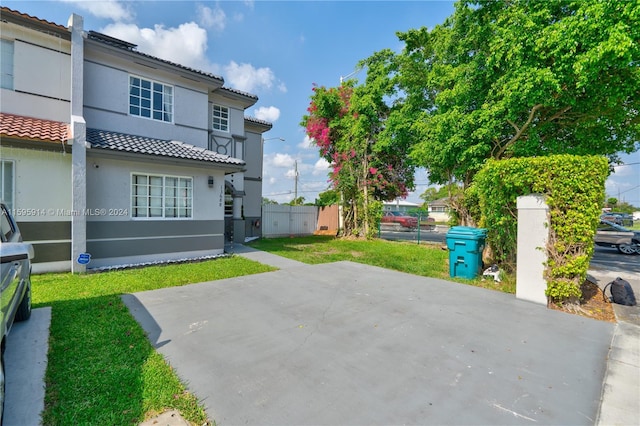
[1,39,14,90]
[129,75,173,122]
[212,105,229,132]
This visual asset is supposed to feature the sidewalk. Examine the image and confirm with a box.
[587,268,640,425]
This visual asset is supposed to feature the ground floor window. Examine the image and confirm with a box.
[0,160,14,211]
[131,173,192,218]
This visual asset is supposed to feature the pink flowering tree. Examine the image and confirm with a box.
[301,51,416,237]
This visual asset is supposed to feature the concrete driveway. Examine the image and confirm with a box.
[123,260,615,425]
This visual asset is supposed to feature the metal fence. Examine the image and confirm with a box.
[262,205,318,237]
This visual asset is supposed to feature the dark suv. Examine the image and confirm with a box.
[1,203,34,423]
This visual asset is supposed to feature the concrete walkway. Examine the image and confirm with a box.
[587,268,640,425]
[123,247,624,425]
[3,307,51,426]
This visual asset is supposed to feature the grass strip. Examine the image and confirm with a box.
[248,236,516,293]
[34,256,275,425]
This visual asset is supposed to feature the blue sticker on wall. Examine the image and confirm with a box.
[77,253,91,265]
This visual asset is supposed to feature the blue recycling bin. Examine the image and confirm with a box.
[446,226,487,279]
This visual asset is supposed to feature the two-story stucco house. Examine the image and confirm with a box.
[0,7,271,273]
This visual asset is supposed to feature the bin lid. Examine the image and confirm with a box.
[446,226,487,238]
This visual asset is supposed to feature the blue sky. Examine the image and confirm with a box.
[7,0,640,206]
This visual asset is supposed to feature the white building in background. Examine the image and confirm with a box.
[382,200,421,214]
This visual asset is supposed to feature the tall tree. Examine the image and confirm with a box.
[301,51,416,237]
[394,0,639,190]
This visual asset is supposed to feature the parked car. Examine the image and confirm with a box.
[595,220,640,255]
[407,212,436,230]
[1,203,34,423]
[381,211,418,230]
[600,212,634,227]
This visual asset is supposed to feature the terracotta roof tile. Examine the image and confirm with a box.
[0,113,69,143]
[0,7,70,36]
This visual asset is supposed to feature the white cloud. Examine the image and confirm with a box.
[285,168,298,179]
[298,135,315,150]
[272,153,296,168]
[101,22,213,71]
[223,61,274,93]
[312,158,331,176]
[197,4,226,31]
[222,61,287,93]
[254,106,280,122]
[62,0,133,21]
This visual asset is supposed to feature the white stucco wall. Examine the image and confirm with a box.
[0,146,71,221]
[1,24,71,122]
[83,60,209,146]
[0,90,70,123]
[86,155,226,221]
[15,40,71,100]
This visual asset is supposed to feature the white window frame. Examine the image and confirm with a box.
[1,39,14,90]
[212,104,229,132]
[131,173,193,219]
[0,160,15,211]
[129,75,173,123]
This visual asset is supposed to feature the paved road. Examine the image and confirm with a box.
[590,246,640,274]
[379,229,640,273]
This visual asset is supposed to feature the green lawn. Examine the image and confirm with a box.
[33,256,276,426]
[247,236,515,293]
[33,236,514,425]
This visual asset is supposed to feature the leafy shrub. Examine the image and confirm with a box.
[473,155,608,303]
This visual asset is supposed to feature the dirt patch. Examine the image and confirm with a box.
[549,280,616,323]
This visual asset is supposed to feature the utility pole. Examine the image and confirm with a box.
[294,160,299,203]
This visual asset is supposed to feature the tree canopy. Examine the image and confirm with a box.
[301,0,639,234]
[394,0,639,187]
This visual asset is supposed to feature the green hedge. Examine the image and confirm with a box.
[472,155,608,303]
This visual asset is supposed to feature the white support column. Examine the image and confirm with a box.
[232,196,242,220]
[516,194,549,305]
[69,14,87,273]
[232,195,245,243]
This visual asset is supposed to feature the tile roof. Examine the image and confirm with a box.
[244,116,273,130]
[87,31,224,83]
[0,7,70,36]
[220,86,258,100]
[0,113,69,143]
[86,128,246,167]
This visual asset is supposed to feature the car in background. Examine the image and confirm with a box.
[1,203,34,423]
[407,212,437,230]
[595,219,640,255]
[381,211,418,230]
[600,212,634,227]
